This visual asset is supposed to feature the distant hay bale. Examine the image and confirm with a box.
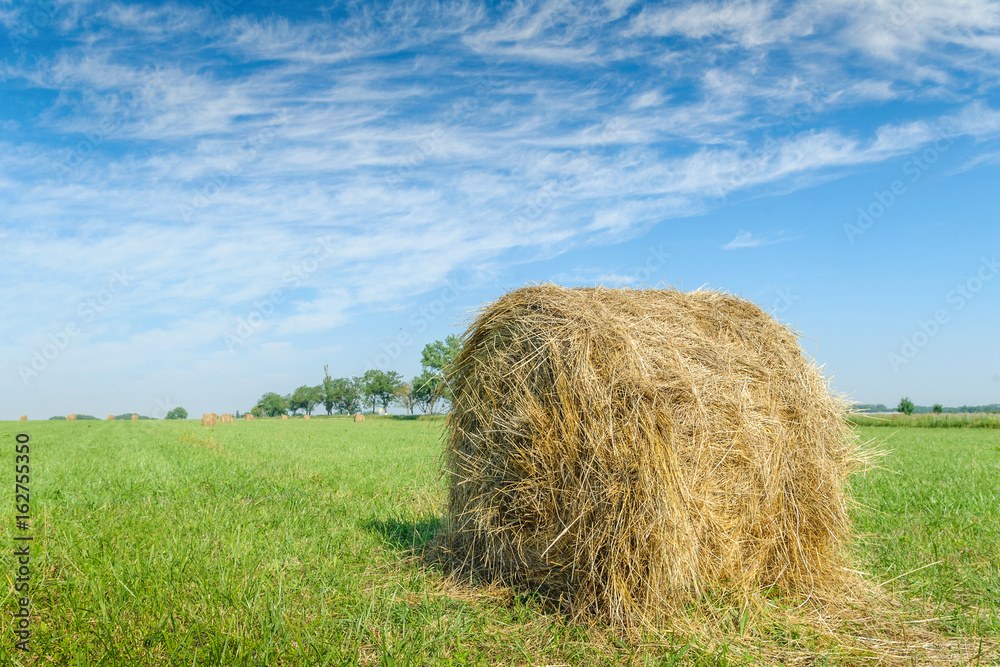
[67,414,77,421]
[130,414,139,421]
[354,413,364,422]
[219,414,233,423]
[281,414,289,420]
[106,415,114,420]
[20,415,27,421]
[245,414,254,420]
[304,415,311,420]
[201,413,217,426]
[434,285,866,628]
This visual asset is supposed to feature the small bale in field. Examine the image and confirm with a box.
[106,415,114,420]
[434,284,866,628]
[304,414,310,420]
[20,415,27,421]
[244,414,254,420]
[354,413,364,422]
[219,414,233,423]
[67,414,77,421]
[131,414,139,420]
[281,414,288,420]
[201,413,217,426]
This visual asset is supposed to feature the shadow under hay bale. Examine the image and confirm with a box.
[201,413,217,426]
[432,285,870,629]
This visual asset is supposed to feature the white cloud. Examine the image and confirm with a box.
[722,229,797,250]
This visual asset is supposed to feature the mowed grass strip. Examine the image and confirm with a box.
[0,420,996,665]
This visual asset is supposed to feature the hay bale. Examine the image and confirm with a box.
[244,414,254,420]
[281,414,288,420]
[67,414,77,421]
[106,415,114,420]
[304,414,311,420]
[19,415,27,421]
[434,285,865,627]
[201,413,217,426]
[219,413,233,423]
[354,413,364,422]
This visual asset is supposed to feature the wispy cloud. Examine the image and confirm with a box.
[722,230,797,250]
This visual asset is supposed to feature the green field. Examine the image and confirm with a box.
[2,419,998,665]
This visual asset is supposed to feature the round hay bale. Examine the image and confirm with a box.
[281,414,289,420]
[244,414,254,420]
[67,414,77,421]
[434,285,865,627]
[219,413,233,423]
[354,413,365,422]
[201,413,218,426]
[303,414,310,420]
[20,415,27,421]
[106,415,114,420]
[130,414,139,421]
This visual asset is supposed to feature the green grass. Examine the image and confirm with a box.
[847,412,1000,428]
[849,427,1000,636]
[1,419,997,665]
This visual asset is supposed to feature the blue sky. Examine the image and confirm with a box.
[2,0,999,419]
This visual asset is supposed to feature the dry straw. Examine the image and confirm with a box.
[354,413,365,422]
[201,413,217,426]
[433,284,872,630]
[304,415,311,420]
[245,414,254,421]
[106,415,114,420]
[130,414,139,421]
[281,414,289,420]
[220,414,233,423]
[67,414,77,421]
[20,415,27,421]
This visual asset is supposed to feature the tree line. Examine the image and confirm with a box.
[250,336,461,417]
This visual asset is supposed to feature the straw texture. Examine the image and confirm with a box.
[434,285,866,627]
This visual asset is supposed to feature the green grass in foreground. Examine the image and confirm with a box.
[0,419,997,665]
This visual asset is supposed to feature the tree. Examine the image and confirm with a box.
[362,369,403,413]
[932,403,943,414]
[420,335,462,376]
[289,385,323,415]
[322,365,335,415]
[165,407,188,420]
[412,369,444,414]
[394,382,417,415]
[897,397,915,416]
[327,376,363,415]
[254,392,289,418]
[418,335,462,409]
